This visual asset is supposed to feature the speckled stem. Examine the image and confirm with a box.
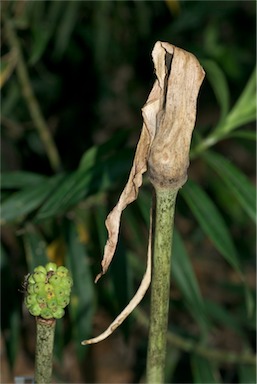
[35,317,56,384]
[146,187,178,384]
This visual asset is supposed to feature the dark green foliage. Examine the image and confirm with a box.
[1,1,255,383]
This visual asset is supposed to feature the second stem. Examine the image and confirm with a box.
[146,187,178,384]
[35,317,56,384]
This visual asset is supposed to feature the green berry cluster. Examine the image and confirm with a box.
[24,262,73,320]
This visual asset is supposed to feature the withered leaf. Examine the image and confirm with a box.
[82,41,205,345]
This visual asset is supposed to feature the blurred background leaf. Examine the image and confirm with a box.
[204,151,256,223]
[64,220,95,362]
[191,355,220,383]
[1,1,255,383]
[181,179,241,275]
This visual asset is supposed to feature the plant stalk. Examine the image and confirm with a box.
[35,317,56,384]
[146,187,178,384]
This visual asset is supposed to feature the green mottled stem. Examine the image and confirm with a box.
[146,187,178,384]
[35,317,56,384]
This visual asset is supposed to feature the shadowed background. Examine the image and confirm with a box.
[1,1,256,383]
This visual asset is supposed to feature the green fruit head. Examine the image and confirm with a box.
[25,294,37,308]
[29,304,41,316]
[33,282,45,294]
[57,266,69,277]
[33,271,46,283]
[54,286,66,297]
[24,263,73,320]
[61,277,73,289]
[28,274,36,284]
[47,298,58,309]
[57,296,70,309]
[45,283,54,294]
[40,307,53,320]
[34,266,47,275]
[49,275,61,286]
[52,308,65,319]
[27,284,34,294]
[36,294,47,305]
[45,262,57,273]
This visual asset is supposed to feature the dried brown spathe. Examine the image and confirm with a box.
[148,42,205,189]
[82,41,205,345]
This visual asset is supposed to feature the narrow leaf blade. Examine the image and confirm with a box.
[1,171,47,189]
[181,179,241,274]
[36,149,132,220]
[1,174,64,224]
[238,364,256,384]
[23,224,48,270]
[172,229,207,328]
[191,355,220,383]
[65,221,95,361]
[201,59,230,125]
[204,151,256,223]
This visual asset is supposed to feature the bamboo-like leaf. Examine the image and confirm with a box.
[35,170,88,220]
[224,106,256,133]
[94,203,108,251]
[136,190,152,224]
[93,1,112,69]
[219,282,255,328]
[201,59,230,125]
[227,130,256,141]
[1,244,20,369]
[1,174,64,224]
[218,67,256,134]
[65,221,95,361]
[191,355,220,383]
[109,240,132,325]
[181,179,242,275]
[204,299,245,337]
[204,151,256,223]
[53,0,80,59]
[1,171,47,189]
[23,224,48,270]
[5,309,20,371]
[244,284,255,320]
[238,364,257,384]
[172,229,207,329]
[192,68,256,158]
[29,26,51,65]
[28,1,63,65]
[164,348,181,383]
[36,149,132,221]
[124,205,148,254]
[231,67,256,117]
[79,130,129,172]
[53,317,64,363]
